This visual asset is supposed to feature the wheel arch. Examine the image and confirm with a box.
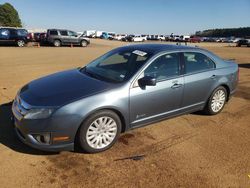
[53,38,62,43]
[77,107,127,135]
[220,84,230,101]
[205,83,230,108]
[80,39,88,43]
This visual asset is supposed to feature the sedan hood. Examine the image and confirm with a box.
[19,69,111,106]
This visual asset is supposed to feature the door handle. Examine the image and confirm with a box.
[210,75,216,79]
[171,83,183,89]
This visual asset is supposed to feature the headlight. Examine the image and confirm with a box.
[24,108,54,119]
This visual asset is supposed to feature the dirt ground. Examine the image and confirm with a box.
[0,40,250,188]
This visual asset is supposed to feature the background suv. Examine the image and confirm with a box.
[236,39,250,47]
[46,29,90,47]
[0,27,29,47]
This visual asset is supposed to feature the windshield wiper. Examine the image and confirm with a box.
[82,68,102,80]
[81,67,121,83]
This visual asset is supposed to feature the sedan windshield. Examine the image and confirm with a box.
[84,48,152,82]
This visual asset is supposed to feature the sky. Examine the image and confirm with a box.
[0,0,250,35]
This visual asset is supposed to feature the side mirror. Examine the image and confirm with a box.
[138,76,156,87]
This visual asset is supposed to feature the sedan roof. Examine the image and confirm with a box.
[119,44,197,54]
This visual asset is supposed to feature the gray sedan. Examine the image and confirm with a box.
[12,44,238,153]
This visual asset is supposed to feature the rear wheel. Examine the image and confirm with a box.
[53,40,61,47]
[204,86,227,115]
[17,40,25,47]
[77,110,121,153]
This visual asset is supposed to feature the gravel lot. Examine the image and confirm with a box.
[0,40,250,188]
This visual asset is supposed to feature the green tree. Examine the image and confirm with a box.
[0,3,22,27]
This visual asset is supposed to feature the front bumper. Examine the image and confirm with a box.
[11,98,77,152]
[14,123,74,152]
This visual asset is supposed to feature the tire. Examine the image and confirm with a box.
[77,110,122,153]
[53,40,61,47]
[17,40,25,47]
[80,40,88,47]
[204,86,227,115]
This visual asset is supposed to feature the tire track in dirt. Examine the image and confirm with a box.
[42,100,250,187]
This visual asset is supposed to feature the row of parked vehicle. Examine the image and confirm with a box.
[104,34,201,43]
[1,27,249,47]
[108,34,250,46]
[0,27,90,47]
[105,34,249,44]
[83,30,248,45]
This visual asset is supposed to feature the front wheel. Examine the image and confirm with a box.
[80,40,88,47]
[77,110,121,153]
[204,86,227,115]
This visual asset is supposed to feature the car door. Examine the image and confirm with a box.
[181,52,217,111]
[129,52,184,127]
[59,30,70,44]
[68,31,79,44]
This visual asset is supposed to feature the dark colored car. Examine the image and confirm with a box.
[12,44,238,153]
[33,32,46,42]
[39,33,47,43]
[203,37,216,42]
[148,35,159,40]
[46,29,90,47]
[122,35,135,42]
[0,27,29,47]
[27,33,34,41]
[236,39,250,47]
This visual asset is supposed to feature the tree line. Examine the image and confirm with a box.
[195,27,250,38]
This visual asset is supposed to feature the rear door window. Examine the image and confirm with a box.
[184,52,215,74]
[49,30,58,35]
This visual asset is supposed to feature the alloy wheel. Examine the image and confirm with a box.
[86,116,118,149]
[211,89,226,112]
[17,40,25,47]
